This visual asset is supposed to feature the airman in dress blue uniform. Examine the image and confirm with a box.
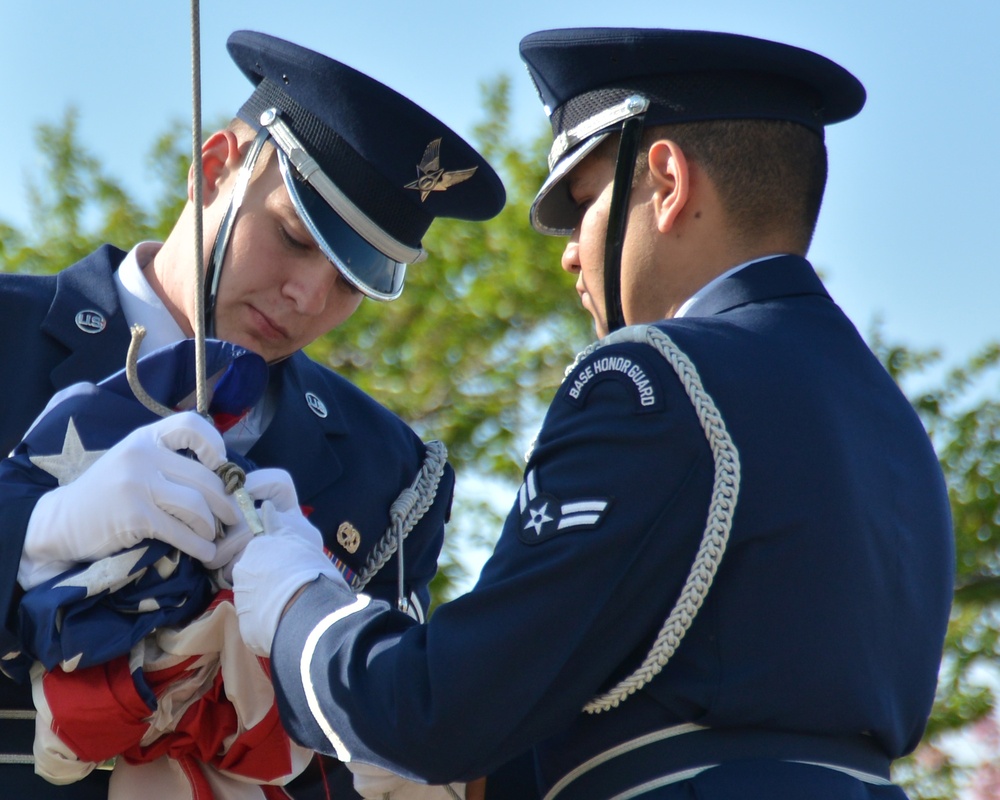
[0,30,504,799]
[120,28,956,800]
[225,26,954,800]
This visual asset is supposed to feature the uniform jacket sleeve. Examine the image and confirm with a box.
[267,256,954,792]
[270,334,715,783]
[0,247,131,674]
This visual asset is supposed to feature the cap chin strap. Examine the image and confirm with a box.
[602,114,646,334]
[204,126,272,338]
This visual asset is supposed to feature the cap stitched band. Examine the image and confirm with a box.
[241,78,433,248]
[262,110,424,264]
[549,95,650,170]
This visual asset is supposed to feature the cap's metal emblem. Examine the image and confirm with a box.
[337,522,361,554]
[75,310,107,334]
[305,391,328,418]
[405,138,477,201]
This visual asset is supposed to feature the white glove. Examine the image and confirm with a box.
[349,761,466,799]
[203,468,300,584]
[19,412,239,590]
[233,481,347,657]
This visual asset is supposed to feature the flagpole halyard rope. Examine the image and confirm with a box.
[189,0,209,418]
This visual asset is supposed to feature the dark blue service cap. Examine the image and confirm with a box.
[519,28,866,234]
[227,31,506,299]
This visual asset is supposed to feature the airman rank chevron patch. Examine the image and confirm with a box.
[517,468,611,545]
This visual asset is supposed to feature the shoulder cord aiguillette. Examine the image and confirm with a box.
[564,325,741,714]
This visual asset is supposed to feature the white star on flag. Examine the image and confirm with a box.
[52,546,150,599]
[29,418,108,485]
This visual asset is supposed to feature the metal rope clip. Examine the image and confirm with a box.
[215,461,265,536]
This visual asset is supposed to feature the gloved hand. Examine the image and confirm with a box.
[348,761,467,799]
[233,474,348,657]
[203,468,300,585]
[19,412,239,590]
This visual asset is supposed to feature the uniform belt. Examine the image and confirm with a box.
[0,710,116,770]
[0,710,36,764]
[543,723,894,800]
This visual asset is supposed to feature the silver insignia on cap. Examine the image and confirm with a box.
[405,139,477,201]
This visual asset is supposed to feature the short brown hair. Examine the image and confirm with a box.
[612,119,827,253]
[226,117,279,174]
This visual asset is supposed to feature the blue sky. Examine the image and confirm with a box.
[1,0,998,375]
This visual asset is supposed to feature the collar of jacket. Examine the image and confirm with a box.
[245,352,348,503]
[43,245,133,390]
[683,255,830,318]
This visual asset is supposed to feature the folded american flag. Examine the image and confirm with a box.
[0,340,314,796]
[32,591,313,798]
[5,338,267,679]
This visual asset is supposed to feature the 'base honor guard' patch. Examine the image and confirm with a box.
[562,347,663,413]
[517,468,610,545]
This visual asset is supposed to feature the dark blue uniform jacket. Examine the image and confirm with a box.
[269,256,954,799]
[0,245,453,798]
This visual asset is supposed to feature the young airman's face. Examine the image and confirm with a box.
[206,154,364,363]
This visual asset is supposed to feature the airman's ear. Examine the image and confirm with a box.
[647,139,690,234]
[187,130,242,204]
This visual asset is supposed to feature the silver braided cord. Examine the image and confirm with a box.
[352,440,448,594]
[566,325,740,714]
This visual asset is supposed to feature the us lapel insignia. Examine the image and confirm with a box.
[404,138,477,201]
[305,391,328,418]
[75,310,107,334]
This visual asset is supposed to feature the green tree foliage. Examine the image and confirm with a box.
[876,333,1000,798]
[1,108,150,273]
[305,78,591,592]
[309,76,589,478]
[4,80,1000,797]
[0,108,221,273]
